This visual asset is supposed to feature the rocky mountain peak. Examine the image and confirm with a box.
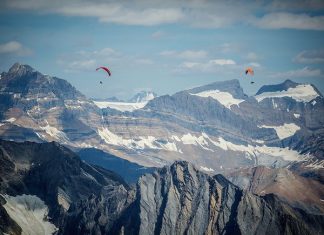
[1,62,85,100]
[256,79,299,95]
[185,79,246,99]
[128,91,157,103]
[8,63,35,77]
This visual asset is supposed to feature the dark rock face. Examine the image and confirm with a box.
[62,185,134,235]
[62,161,324,235]
[0,139,128,231]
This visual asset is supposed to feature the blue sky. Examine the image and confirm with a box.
[0,0,324,99]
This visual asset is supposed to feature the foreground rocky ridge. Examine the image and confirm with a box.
[63,161,324,235]
[1,140,323,235]
[0,139,129,234]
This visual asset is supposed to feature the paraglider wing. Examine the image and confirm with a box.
[245,67,254,75]
[96,66,111,76]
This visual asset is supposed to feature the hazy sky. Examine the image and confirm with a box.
[1,0,324,99]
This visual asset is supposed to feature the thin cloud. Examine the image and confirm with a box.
[252,12,324,31]
[178,58,237,73]
[218,43,242,54]
[246,52,259,61]
[151,30,165,39]
[294,49,324,64]
[269,0,324,11]
[270,67,321,78]
[58,47,152,72]
[248,62,261,68]
[9,1,184,26]
[0,41,32,56]
[210,59,236,66]
[134,58,154,65]
[65,59,96,72]
[3,0,324,30]
[160,50,207,60]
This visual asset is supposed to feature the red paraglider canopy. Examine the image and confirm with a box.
[96,66,111,76]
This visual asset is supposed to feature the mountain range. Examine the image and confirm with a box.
[1,63,322,173]
[0,63,323,234]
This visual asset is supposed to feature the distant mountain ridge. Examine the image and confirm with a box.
[128,91,157,103]
[0,63,323,178]
[92,91,157,104]
[256,79,299,95]
[185,79,246,99]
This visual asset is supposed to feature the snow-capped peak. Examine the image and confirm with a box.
[255,83,320,103]
[128,91,157,103]
[190,90,244,109]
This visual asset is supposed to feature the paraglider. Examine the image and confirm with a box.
[96,66,111,85]
[245,67,254,75]
[245,67,254,84]
[96,66,111,76]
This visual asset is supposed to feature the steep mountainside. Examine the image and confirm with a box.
[226,166,324,214]
[62,161,324,235]
[0,139,128,234]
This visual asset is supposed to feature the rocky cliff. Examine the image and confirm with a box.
[62,161,324,235]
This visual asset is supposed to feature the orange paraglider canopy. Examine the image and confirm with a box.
[245,67,254,75]
[245,67,255,84]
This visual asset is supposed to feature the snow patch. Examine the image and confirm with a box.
[254,139,265,144]
[212,136,303,162]
[93,101,148,112]
[271,99,278,109]
[200,166,214,172]
[39,120,69,142]
[259,123,300,139]
[5,117,16,123]
[293,113,300,118]
[305,159,324,169]
[190,90,244,109]
[13,93,21,99]
[171,132,303,163]
[181,133,213,151]
[2,194,58,235]
[171,135,181,142]
[57,188,71,211]
[255,84,319,102]
[98,128,180,153]
[312,100,317,106]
